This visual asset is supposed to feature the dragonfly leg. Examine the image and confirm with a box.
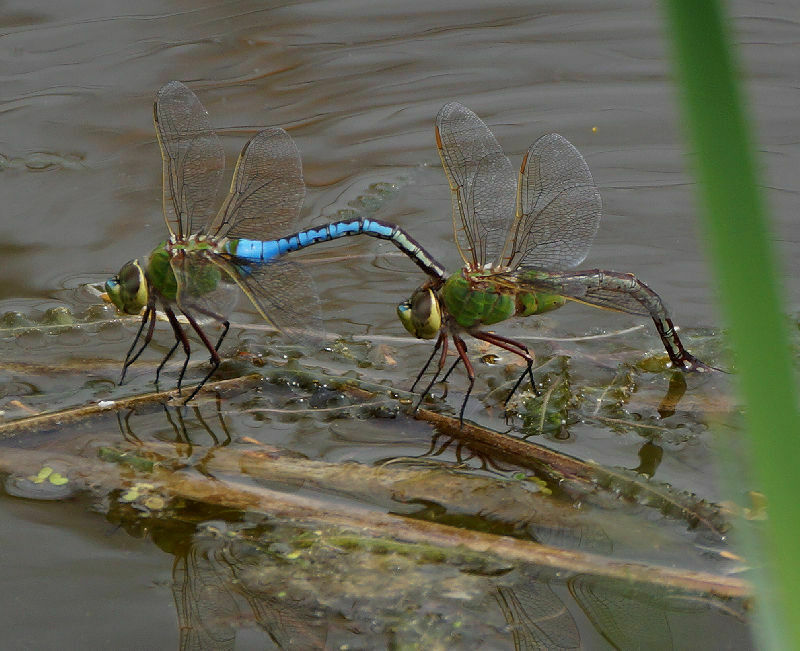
[452,334,475,425]
[415,355,460,414]
[412,332,450,412]
[470,331,540,404]
[411,331,446,392]
[119,303,156,384]
[439,347,461,384]
[190,306,230,358]
[155,340,181,385]
[181,310,223,404]
[163,306,192,396]
[214,321,230,352]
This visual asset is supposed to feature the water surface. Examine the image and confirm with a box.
[1,1,796,648]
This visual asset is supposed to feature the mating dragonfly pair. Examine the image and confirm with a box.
[106,81,711,419]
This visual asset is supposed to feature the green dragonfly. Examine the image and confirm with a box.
[105,81,443,401]
[397,102,713,422]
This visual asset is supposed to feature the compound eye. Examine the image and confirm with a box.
[105,260,148,314]
[396,300,416,336]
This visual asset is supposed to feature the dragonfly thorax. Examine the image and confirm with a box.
[166,234,217,252]
[146,245,178,301]
[441,270,516,329]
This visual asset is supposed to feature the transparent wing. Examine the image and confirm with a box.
[495,584,580,650]
[218,259,323,347]
[170,250,241,324]
[565,287,651,316]
[435,102,516,269]
[206,127,305,241]
[154,81,225,239]
[503,133,601,270]
[171,251,323,348]
[216,257,323,348]
[493,269,653,317]
[569,575,675,651]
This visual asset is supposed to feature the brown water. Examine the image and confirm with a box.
[1,1,797,648]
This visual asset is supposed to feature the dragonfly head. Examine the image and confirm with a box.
[105,259,149,315]
[397,288,442,340]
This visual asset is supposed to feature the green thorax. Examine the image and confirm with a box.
[145,243,177,301]
[144,239,221,302]
[441,271,515,329]
[440,269,566,330]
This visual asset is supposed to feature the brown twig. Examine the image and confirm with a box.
[0,445,750,600]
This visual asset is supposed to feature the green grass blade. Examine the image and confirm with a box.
[662,1,800,647]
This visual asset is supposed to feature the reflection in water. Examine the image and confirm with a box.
[495,582,580,650]
[657,371,688,419]
[529,523,613,557]
[164,520,744,651]
[570,574,675,649]
[117,401,232,448]
[634,441,664,478]
[172,525,326,650]
[57,439,752,650]
[567,574,749,651]
[163,402,232,447]
[157,518,599,650]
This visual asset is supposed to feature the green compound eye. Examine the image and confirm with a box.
[397,288,441,340]
[105,259,148,315]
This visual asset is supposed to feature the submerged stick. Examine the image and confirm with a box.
[0,445,750,600]
[0,374,263,439]
[1,363,726,536]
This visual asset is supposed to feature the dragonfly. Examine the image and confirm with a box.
[105,81,443,401]
[396,101,713,422]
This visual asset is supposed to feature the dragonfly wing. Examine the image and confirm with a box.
[206,127,305,241]
[505,133,601,270]
[436,102,515,268]
[170,250,240,324]
[211,257,324,349]
[565,287,651,316]
[155,81,225,239]
[501,270,651,317]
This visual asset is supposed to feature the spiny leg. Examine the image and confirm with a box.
[181,310,223,404]
[452,334,475,425]
[419,354,462,404]
[411,331,446,392]
[191,305,230,358]
[163,306,192,396]
[439,355,462,385]
[214,321,230,353]
[119,302,155,384]
[156,311,226,383]
[413,332,450,413]
[471,330,540,404]
[155,340,180,385]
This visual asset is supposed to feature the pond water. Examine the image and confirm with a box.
[1,0,797,648]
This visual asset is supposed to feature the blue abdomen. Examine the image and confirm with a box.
[225,218,396,262]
